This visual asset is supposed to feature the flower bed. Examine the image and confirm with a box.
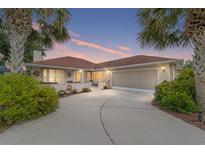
[58,87,91,98]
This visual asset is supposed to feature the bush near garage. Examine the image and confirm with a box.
[82,88,91,92]
[0,74,59,125]
[155,68,198,114]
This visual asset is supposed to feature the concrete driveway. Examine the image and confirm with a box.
[0,89,205,144]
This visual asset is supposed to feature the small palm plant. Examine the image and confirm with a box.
[137,9,205,120]
[0,8,71,73]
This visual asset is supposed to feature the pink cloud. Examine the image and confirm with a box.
[45,43,89,60]
[141,50,193,61]
[71,39,130,57]
[45,43,106,63]
[70,31,81,38]
[117,45,131,51]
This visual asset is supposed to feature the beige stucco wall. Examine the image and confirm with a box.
[158,63,178,83]
[170,64,176,81]
[31,67,43,81]
[158,64,171,83]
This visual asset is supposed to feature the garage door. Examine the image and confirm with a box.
[112,69,158,90]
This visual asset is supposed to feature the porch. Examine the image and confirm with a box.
[31,67,112,90]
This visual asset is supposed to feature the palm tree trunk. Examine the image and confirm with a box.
[192,37,205,122]
[4,9,32,73]
[185,9,205,123]
[7,30,27,73]
[195,77,205,108]
[192,31,205,110]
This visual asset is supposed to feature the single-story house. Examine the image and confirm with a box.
[26,54,183,92]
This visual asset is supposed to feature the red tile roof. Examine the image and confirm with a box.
[32,55,180,70]
[94,55,178,69]
[33,56,95,69]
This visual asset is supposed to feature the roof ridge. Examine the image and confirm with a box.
[34,56,95,64]
[95,54,179,64]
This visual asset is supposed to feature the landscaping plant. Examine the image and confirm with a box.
[71,89,77,94]
[160,91,198,114]
[82,88,91,92]
[0,74,59,125]
[155,68,198,114]
[137,8,205,121]
[0,8,71,73]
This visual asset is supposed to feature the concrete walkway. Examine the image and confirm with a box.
[0,89,205,144]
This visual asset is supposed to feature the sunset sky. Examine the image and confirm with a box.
[45,8,193,63]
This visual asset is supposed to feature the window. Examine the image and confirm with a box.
[43,69,65,83]
[91,71,106,81]
[55,70,66,83]
[43,69,48,82]
[86,72,92,81]
[74,71,81,82]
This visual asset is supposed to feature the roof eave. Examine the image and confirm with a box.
[26,59,183,71]
[94,59,184,71]
[25,63,93,71]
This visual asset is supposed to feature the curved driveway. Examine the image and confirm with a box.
[0,89,205,144]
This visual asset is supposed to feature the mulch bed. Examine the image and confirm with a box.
[152,99,205,131]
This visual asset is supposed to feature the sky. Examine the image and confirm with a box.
[45,8,193,63]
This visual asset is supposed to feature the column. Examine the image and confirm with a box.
[81,70,85,83]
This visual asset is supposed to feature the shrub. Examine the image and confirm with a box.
[175,68,195,100]
[71,89,77,94]
[176,68,194,81]
[154,68,198,114]
[160,91,198,114]
[82,88,91,92]
[175,79,195,101]
[58,90,66,97]
[155,81,175,101]
[0,74,58,125]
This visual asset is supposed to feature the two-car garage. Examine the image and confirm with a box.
[112,69,159,90]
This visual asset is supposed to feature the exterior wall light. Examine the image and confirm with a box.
[106,70,111,74]
[79,69,83,72]
[162,66,165,72]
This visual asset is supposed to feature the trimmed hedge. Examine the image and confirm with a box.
[0,74,59,125]
[155,68,198,114]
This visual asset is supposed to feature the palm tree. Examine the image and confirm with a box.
[0,29,10,65]
[137,8,205,120]
[0,8,71,73]
[0,28,47,65]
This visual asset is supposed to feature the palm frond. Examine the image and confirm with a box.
[137,8,190,50]
[33,8,71,44]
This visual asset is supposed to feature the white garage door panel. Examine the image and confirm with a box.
[112,69,158,90]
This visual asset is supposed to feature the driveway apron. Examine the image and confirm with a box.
[0,89,205,144]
